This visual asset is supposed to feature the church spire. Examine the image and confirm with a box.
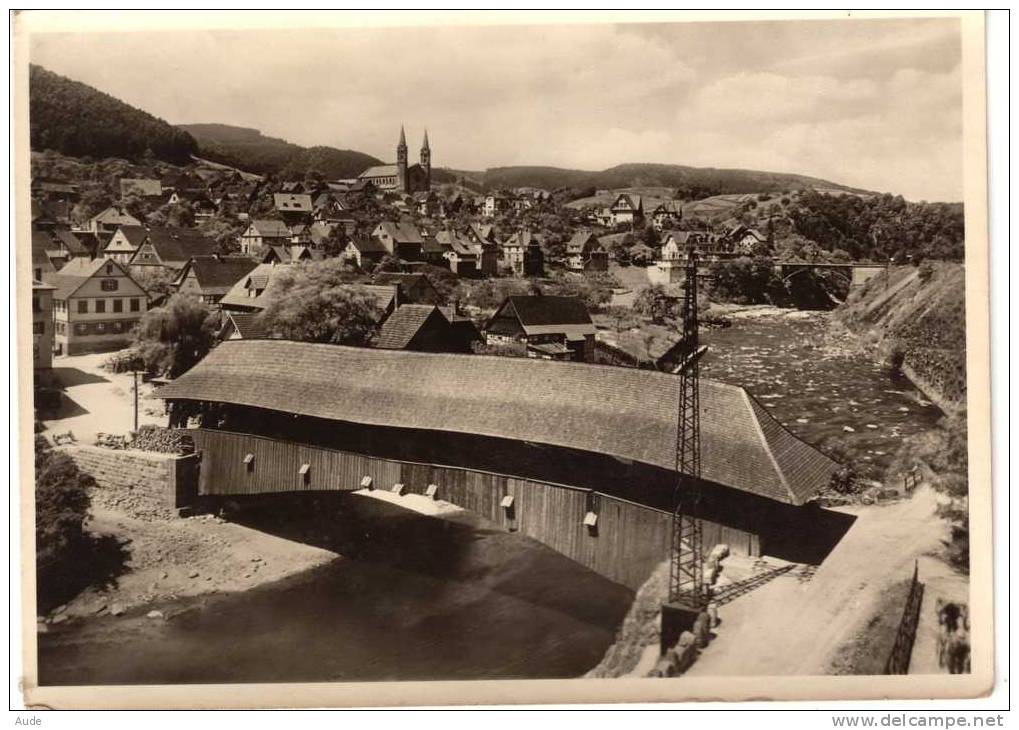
[422,128,430,150]
[398,124,407,148]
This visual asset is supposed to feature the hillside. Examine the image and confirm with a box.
[29,65,197,163]
[484,162,865,197]
[179,123,383,180]
[833,263,967,413]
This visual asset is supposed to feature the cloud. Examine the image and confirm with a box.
[29,18,964,200]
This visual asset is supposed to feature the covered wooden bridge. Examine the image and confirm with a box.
[158,340,842,589]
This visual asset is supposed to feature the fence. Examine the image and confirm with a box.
[903,466,922,495]
[885,559,925,674]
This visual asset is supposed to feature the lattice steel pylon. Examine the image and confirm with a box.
[667,243,708,607]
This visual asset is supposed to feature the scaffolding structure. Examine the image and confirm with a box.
[667,243,708,607]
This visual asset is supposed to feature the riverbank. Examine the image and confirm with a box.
[39,500,338,628]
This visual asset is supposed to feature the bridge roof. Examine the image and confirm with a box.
[158,340,839,505]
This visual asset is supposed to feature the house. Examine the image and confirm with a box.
[726,225,769,255]
[171,255,259,306]
[239,219,291,255]
[44,258,149,355]
[191,196,218,220]
[273,193,314,222]
[501,229,545,277]
[483,295,597,362]
[32,178,79,202]
[85,206,142,237]
[102,224,149,264]
[371,272,443,306]
[218,263,288,312]
[343,236,389,270]
[261,244,317,265]
[219,311,270,341]
[372,221,424,260]
[650,201,682,231]
[374,304,473,353]
[435,230,479,277]
[32,280,56,370]
[565,230,609,272]
[609,193,644,227]
[33,226,92,267]
[127,227,219,272]
[483,192,513,217]
[119,178,163,199]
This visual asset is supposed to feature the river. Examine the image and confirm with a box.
[38,309,944,685]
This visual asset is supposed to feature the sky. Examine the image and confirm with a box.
[29,15,964,201]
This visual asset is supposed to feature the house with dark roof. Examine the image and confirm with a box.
[371,221,424,260]
[371,272,443,306]
[566,230,609,272]
[374,304,471,352]
[219,311,270,341]
[650,201,682,231]
[103,224,150,264]
[435,229,479,277]
[127,227,219,272]
[343,236,389,270]
[483,295,597,362]
[172,255,260,306]
[501,229,545,276]
[86,206,143,236]
[261,244,318,266]
[157,341,844,579]
[239,219,292,255]
[43,258,148,355]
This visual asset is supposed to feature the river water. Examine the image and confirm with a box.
[38,310,944,685]
[700,310,944,480]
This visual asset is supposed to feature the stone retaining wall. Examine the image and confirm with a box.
[60,445,198,519]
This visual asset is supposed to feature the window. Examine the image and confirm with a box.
[130,298,140,312]
[101,279,119,292]
[111,321,123,334]
[95,322,106,334]
[113,299,123,313]
[105,263,114,275]
[33,321,44,335]
[77,300,88,314]
[34,268,42,280]
[32,296,40,313]
[95,300,106,314]
[75,323,88,335]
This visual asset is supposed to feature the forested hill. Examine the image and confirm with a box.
[179,123,383,180]
[29,65,197,163]
[483,163,866,197]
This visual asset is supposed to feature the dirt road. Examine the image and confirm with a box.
[41,352,164,441]
[688,487,961,676]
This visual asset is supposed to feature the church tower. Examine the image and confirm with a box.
[396,125,408,193]
[420,129,431,191]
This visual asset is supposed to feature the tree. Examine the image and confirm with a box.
[257,259,384,345]
[131,266,177,301]
[633,284,676,324]
[133,294,219,376]
[35,435,95,607]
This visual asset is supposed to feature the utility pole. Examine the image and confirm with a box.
[662,243,709,652]
[132,370,140,433]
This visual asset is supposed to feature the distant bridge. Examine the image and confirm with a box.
[773,262,889,288]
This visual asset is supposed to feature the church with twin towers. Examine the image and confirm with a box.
[357,126,431,194]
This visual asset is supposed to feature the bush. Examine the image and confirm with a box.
[35,436,95,607]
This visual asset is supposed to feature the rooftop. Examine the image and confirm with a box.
[158,341,839,505]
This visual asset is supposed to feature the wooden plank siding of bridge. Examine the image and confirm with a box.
[187,428,758,590]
